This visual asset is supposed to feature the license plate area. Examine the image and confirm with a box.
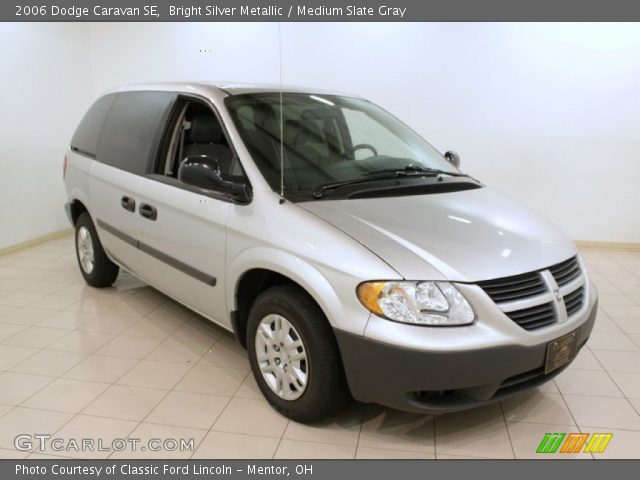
[544,329,580,374]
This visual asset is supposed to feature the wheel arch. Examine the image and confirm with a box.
[69,198,90,225]
[228,249,347,348]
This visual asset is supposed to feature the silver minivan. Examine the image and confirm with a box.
[64,82,597,422]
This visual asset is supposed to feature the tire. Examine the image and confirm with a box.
[75,212,119,287]
[247,284,351,423]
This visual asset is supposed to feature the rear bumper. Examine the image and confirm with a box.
[335,301,597,414]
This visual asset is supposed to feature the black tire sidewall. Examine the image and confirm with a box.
[75,212,118,287]
[247,285,349,422]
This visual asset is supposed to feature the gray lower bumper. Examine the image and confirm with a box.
[335,302,597,414]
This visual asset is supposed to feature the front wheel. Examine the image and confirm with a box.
[75,212,119,287]
[247,285,350,422]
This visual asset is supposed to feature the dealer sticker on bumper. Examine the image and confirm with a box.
[545,329,580,374]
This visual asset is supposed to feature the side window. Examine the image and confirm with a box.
[70,94,116,158]
[160,99,243,182]
[97,91,176,175]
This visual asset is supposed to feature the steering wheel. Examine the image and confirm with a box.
[348,143,378,157]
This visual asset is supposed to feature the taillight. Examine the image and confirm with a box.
[63,154,68,179]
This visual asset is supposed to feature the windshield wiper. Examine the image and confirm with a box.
[365,165,470,178]
[312,172,407,199]
[312,166,471,199]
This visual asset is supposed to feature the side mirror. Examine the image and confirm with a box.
[444,150,461,168]
[178,155,249,202]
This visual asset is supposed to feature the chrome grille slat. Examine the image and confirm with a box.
[478,272,546,303]
[564,288,582,302]
[505,302,556,330]
[479,275,542,289]
[486,283,546,297]
[516,318,557,330]
[565,296,582,307]
[485,279,543,293]
[554,269,581,286]
[552,263,579,278]
[508,302,555,317]
[488,288,549,303]
[478,255,586,331]
[557,273,586,296]
[564,286,585,317]
[514,315,556,328]
[550,256,581,286]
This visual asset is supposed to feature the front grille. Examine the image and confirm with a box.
[477,255,586,332]
[564,286,585,317]
[506,302,557,331]
[478,272,547,303]
[549,255,581,286]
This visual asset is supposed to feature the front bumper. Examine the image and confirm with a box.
[335,299,597,414]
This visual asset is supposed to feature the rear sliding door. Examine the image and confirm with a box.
[89,91,176,276]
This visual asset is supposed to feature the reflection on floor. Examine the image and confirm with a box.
[0,236,639,459]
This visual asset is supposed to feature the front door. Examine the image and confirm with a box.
[135,177,230,324]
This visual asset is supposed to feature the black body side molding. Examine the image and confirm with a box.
[96,219,217,286]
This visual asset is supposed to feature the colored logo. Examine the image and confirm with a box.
[536,432,613,454]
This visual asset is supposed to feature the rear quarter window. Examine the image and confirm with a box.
[97,91,176,175]
[70,94,116,158]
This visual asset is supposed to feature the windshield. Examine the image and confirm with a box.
[225,93,461,196]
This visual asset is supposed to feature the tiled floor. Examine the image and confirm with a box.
[0,236,639,459]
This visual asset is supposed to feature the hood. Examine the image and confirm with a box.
[299,187,577,282]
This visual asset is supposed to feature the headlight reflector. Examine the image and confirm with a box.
[357,281,475,326]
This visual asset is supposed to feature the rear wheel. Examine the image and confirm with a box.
[247,285,350,422]
[75,212,119,287]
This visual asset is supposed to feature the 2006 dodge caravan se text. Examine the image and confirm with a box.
[64,82,597,422]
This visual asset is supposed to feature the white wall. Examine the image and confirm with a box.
[0,23,93,249]
[2,23,639,248]
[87,23,281,96]
[280,23,640,243]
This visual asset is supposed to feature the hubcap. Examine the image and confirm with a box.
[77,226,95,275]
[255,314,308,401]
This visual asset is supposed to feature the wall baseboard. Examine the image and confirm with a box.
[0,228,73,257]
[575,240,640,252]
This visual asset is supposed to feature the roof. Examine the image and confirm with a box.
[104,81,361,98]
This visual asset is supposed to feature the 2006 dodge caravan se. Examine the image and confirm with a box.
[64,82,597,422]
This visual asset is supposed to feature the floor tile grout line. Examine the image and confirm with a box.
[587,344,640,424]
[270,433,285,460]
[32,345,153,453]
[353,403,366,459]
[270,437,359,459]
[2,313,153,407]
[10,350,92,384]
[189,367,251,459]
[101,324,213,460]
[499,402,517,459]
[25,312,208,458]
[554,369,601,460]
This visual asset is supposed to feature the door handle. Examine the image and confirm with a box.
[139,203,157,221]
[121,196,136,212]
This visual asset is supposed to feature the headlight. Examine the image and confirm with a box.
[357,281,475,326]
